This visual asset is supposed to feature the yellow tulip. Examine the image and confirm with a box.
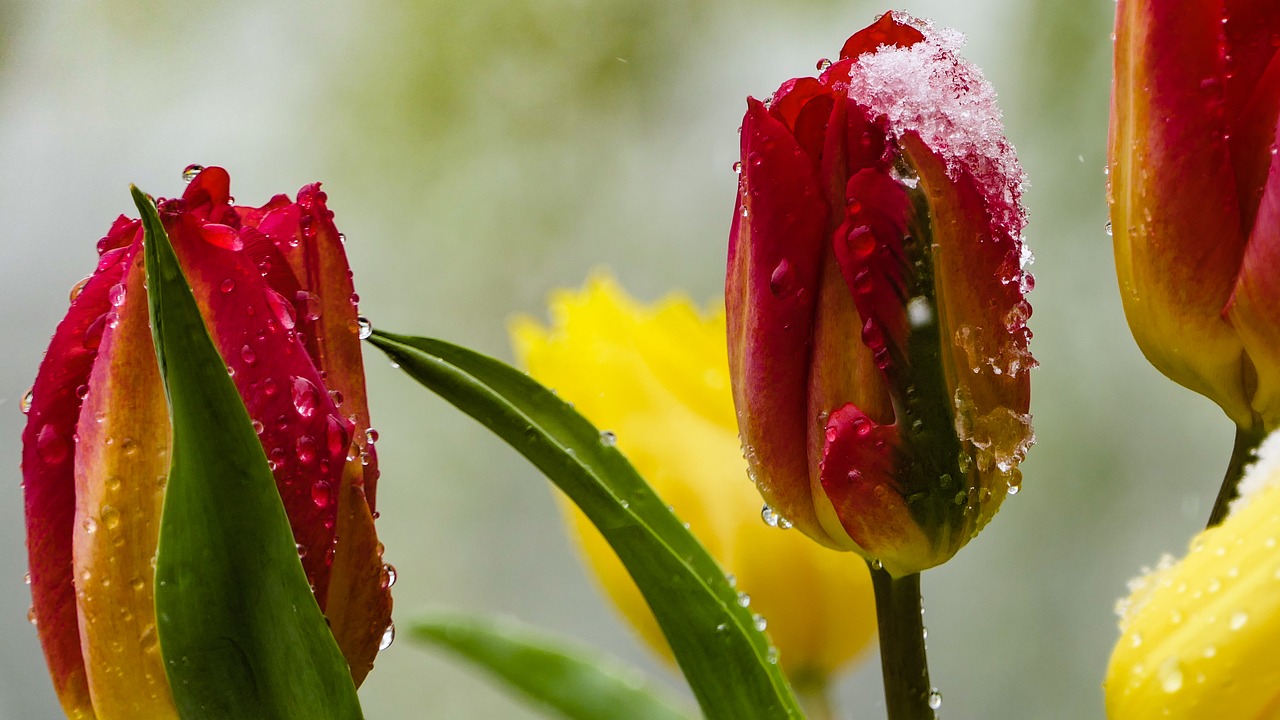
[510,273,876,684]
[1106,445,1280,719]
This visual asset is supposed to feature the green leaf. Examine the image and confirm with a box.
[135,187,363,720]
[409,610,694,720]
[367,330,804,720]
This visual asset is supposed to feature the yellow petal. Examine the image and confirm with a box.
[510,272,877,679]
[1106,455,1280,719]
[72,250,179,719]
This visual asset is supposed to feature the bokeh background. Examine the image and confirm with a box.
[0,0,1235,718]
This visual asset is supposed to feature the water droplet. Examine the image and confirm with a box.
[311,481,333,509]
[600,430,617,447]
[379,622,396,651]
[326,416,349,456]
[199,224,244,251]
[35,424,69,464]
[1230,610,1248,630]
[846,225,876,259]
[1006,483,1020,496]
[753,614,767,631]
[761,504,780,528]
[101,505,121,530]
[365,428,379,444]
[296,290,322,322]
[736,592,751,608]
[871,559,884,571]
[771,258,803,298]
[1104,221,1113,236]
[129,576,145,591]
[357,316,373,340]
[27,606,37,626]
[296,435,318,465]
[220,278,236,294]
[265,289,297,330]
[732,160,742,174]
[928,690,943,710]
[182,164,204,183]
[1159,657,1183,693]
[381,563,397,589]
[767,647,778,664]
[20,389,33,415]
[816,58,832,71]
[725,574,737,588]
[291,377,320,418]
[108,283,127,307]
[69,276,91,303]
[240,345,257,365]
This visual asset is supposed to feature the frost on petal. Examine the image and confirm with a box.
[845,16,1027,246]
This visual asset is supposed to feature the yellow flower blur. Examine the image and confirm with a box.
[510,273,877,681]
[1106,451,1280,719]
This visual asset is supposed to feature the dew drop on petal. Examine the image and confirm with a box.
[311,481,333,509]
[326,416,349,456]
[20,389,34,415]
[200,224,244,252]
[291,377,320,418]
[753,614,767,631]
[69,276,91,303]
[357,316,373,340]
[736,592,751,608]
[182,164,204,183]
[35,424,69,464]
[381,563,397,589]
[928,690,943,710]
[600,430,617,447]
[379,622,396,651]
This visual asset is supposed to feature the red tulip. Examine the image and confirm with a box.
[21,167,392,718]
[1110,0,1280,431]
[726,12,1034,576]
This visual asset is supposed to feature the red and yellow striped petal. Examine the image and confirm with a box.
[71,241,178,718]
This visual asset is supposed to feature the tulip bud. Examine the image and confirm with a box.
[511,274,878,682]
[1110,1,1280,430]
[726,12,1034,577]
[22,167,392,718]
[1105,437,1280,718]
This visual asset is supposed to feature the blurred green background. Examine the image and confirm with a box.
[0,0,1236,718]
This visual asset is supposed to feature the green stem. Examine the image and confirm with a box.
[1207,424,1266,528]
[868,563,935,720]
[791,672,835,720]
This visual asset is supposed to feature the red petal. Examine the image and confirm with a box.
[839,12,924,61]
[727,98,831,543]
[1227,119,1280,425]
[818,403,923,573]
[23,224,138,716]
[1111,0,1251,420]
[161,206,348,607]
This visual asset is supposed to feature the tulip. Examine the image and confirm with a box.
[1105,440,1280,718]
[1109,0,1280,431]
[726,11,1034,577]
[21,167,392,718]
[511,274,877,688]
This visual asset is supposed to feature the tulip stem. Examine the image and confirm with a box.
[868,563,935,720]
[1207,424,1267,528]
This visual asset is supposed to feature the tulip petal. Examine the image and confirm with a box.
[138,188,363,720]
[159,206,347,608]
[1111,0,1252,424]
[818,403,924,576]
[727,98,834,546]
[1106,461,1280,719]
[838,11,924,61]
[1227,120,1280,427]
[900,132,1033,515]
[71,240,178,718]
[22,230,136,719]
[288,185,390,684]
